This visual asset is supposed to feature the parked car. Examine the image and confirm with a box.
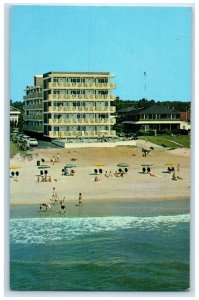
[20,135,31,142]
[127,133,138,140]
[27,138,38,147]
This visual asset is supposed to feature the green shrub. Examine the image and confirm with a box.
[138,130,155,136]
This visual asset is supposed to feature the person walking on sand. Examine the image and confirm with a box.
[76,193,83,206]
[56,153,60,161]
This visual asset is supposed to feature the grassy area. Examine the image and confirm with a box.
[139,135,191,148]
[10,141,21,158]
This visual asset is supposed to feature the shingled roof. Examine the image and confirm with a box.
[138,105,180,115]
[117,106,137,113]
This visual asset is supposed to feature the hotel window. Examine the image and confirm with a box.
[71,78,81,83]
[98,78,108,83]
[71,90,80,95]
[99,90,108,95]
[58,77,65,83]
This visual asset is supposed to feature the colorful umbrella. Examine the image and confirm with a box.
[10,165,21,169]
[117,163,129,168]
[38,165,51,169]
[93,163,105,167]
[64,164,77,168]
[165,162,177,166]
[93,163,105,171]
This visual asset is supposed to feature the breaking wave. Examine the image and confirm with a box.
[10,214,190,245]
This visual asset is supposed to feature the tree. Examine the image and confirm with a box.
[10,100,24,132]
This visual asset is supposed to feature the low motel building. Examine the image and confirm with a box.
[10,106,21,126]
[117,104,190,133]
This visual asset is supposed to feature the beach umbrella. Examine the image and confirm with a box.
[93,163,105,167]
[117,163,129,172]
[64,164,77,168]
[141,164,153,167]
[93,163,105,171]
[117,163,129,168]
[10,165,21,169]
[165,162,177,166]
[38,165,51,169]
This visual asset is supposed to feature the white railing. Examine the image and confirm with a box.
[48,130,116,138]
[48,82,116,89]
[48,118,116,125]
[48,106,116,113]
[47,94,116,101]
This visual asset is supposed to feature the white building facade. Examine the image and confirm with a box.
[24,72,116,139]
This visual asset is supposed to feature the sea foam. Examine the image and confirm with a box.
[10,214,190,245]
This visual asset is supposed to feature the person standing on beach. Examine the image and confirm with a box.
[51,187,59,204]
[59,197,66,214]
[52,187,56,198]
[76,193,83,206]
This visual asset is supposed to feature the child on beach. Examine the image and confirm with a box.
[94,176,100,182]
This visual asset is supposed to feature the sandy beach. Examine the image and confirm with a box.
[9,143,190,205]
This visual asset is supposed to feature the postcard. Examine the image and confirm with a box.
[9,4,192,294]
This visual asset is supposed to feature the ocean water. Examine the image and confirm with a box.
[10,200,190,291]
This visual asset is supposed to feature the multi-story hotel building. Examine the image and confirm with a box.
[24,72,116,139]
[23,75,43,134]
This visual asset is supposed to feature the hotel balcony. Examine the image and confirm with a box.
[46,82,116,89]
[24,104,43,110]
[45,94,116,101]
[47,118,116,126]
[47,106,116,113]
[23,125,43,132]
[24,115,43,121]
[48,130,116,138]
[23,93,43,100]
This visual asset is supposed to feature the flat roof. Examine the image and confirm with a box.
[43,71,112,77]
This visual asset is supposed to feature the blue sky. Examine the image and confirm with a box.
[10,5,192,102]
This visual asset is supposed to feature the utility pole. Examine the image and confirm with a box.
[144,72,146,99]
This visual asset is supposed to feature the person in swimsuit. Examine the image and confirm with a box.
[59,197,66,214]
